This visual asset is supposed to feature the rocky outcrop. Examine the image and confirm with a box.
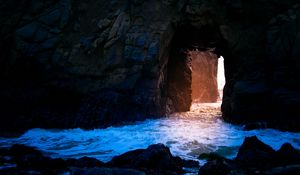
[198,136,300,175]
[108,144,199,174]
[1,0,300,131]
[0,144,198,175]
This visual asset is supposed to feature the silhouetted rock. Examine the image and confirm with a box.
[268,165,300,175]
[109,144,184,173]
[7,144,67,172]
[66,156,105,168]
[235,136,275,167]
[0,144,198,174]
[275,143,300,165]
[70,167,146,175]
[179,158,200,168]
[198,159,230,175]
[198,136,300,175]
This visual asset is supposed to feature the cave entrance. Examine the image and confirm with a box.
[165,24,226,113]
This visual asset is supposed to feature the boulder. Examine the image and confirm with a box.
[198,159,230,175]
[275,143,300,165]
[109,144,184,173]
[198,136,300,175]
[235,136,275,168]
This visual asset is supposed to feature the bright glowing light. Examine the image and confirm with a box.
[217,56,225,99]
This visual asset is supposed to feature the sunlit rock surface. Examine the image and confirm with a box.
[1,0,300,131]
[190,51,218,103]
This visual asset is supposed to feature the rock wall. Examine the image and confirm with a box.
[220,0,300,131]
[1,0,300,131]
[190,51,218,102]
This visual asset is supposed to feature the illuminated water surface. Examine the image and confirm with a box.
[1,57,300,167]
[1,102,300,165]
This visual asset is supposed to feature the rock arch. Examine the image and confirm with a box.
[163,23,229,113]
[1,0,300,131]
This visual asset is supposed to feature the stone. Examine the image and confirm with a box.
[38,9,62,26]
[7,144,67,171]
[70,167,146,175]
[66,156,105,168]
[0,144,198,175]
[109,144,184,173]
[268,165,300,175]
[108,12,130,41]
[198,136,300,175]
[97,19,112,30]
[235,136,276,168]
[198,159,230,175]
[16,22,39,41]
[275,143,300,165]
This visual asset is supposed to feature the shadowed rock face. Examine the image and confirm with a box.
[0,143,199,175]
[1,0,300,131]
[198,136,300,175]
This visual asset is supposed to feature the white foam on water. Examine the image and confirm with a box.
[1,102,300,165]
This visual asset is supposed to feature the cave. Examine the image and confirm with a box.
[1,0,300,132]
[165,24,228,113]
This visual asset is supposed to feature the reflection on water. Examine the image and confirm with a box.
[1,102,300,165]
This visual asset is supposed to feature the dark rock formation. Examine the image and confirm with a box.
[0,144,198,175]
[70,167,145,175]
[66,156,105,168]
[108,143,198,174]
[235,136,276,168]
[1,0,300,131]
[198,136,300,175]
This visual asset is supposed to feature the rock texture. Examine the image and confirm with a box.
[190,50,219,102]
[198,136,300,175]
[0,144,198,175]
[1,0,300,131]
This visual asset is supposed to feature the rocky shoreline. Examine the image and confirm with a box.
[0,143,199,175]
[1,136,299,175]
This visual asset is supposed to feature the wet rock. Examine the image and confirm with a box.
[70,167,145,175]
[11,145,67,170]
[275,143,300,165]
[235,136,275,168]
[1,144,198,175]
[179,158,200,168]
[66,156,105,168]
[0,144,68,174]
[198,136,300,175]
[109,144,184,173]
[198,158,230,175]
[268,165,300,175]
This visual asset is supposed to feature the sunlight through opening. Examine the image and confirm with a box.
[189,51,225,112]
[217,56,225,101]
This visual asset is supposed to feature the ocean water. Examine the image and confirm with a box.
[1,102,300,165]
